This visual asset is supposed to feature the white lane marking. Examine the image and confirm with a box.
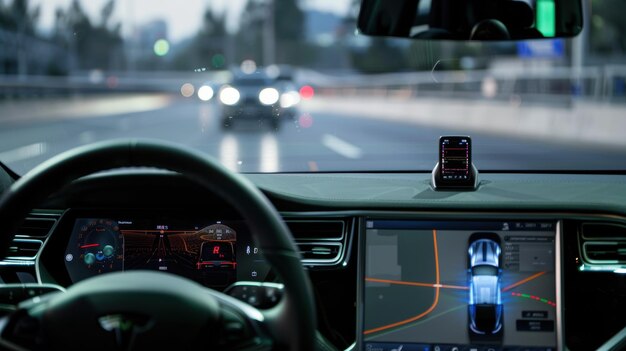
[321,134,362,159]
[219,134,239,172]
[260,133,279,173]
[0,142,48,163]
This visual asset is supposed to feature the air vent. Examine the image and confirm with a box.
[6,239,43,260]
[4,213,59,262]
[298,243,342,261]
[285,218,353,268]
[582,222,626,240]
[579,222,626,269]
[14,218,57,239]
[583,242,626,263]
[286,221,344,240]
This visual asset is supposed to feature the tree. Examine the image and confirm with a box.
[0,0,40,35]
[172,8,228,70]
[350,38,408,73]
[0,0,42,75]
[235,0,266,65]
[589,0,626,53]
[273,0,307,64]
[233,0,312,66]
[53,0,124,71]
[274,0,304,42]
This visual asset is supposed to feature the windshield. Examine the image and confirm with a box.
[472,265,498,276]
[0,0,625,174]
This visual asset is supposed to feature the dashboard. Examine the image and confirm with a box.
[1,169,626,350]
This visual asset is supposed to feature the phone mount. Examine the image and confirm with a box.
[431,162,479,190]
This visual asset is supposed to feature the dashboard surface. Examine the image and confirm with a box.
[1,169,626,350]
[249,173,626,212]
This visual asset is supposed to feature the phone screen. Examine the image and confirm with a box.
[439,136,472,181]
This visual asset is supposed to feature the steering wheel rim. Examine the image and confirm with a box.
[0,139,316,351]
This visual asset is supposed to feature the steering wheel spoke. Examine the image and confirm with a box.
[0,273,278,351]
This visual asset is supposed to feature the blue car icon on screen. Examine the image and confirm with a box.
[468,234,503,336]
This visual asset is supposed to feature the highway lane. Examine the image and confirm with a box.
[1,97,626,175]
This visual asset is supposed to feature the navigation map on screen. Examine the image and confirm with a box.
[362,220,557,351]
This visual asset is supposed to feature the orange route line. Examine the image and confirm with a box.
[502,271,546,292]
[364,229,440,335]
[365,277,468,291]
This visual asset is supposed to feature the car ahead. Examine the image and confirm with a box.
[468,233,503,337]
[218,70,284,129]
[196,241,236,270]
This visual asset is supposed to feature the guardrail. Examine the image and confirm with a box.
[0,71,230,99]
[300,65,626,104]
[1,65,625,103]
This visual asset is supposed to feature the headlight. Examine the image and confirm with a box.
[280,91,300,108]
[197,85,214,101]
[258,87,279,105]
[219,86,240,105]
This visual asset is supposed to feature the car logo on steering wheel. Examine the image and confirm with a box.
[98,314,152,349]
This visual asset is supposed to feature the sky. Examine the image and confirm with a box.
[26,0,352,42]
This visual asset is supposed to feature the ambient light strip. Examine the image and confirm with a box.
[510,292,556,307]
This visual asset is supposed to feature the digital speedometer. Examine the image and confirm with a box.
[64,219,124,280]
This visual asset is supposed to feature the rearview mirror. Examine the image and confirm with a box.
[357,0,583,41]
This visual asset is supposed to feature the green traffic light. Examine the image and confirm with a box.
[153,39,170,57]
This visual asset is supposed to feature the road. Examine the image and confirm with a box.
[1,96,626,175]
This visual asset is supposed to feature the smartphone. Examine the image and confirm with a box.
[439,136,472,184]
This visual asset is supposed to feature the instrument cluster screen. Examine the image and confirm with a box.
[64,217,272,289]
[361,220,558,351]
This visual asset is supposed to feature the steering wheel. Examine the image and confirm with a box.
[0,139,316,351]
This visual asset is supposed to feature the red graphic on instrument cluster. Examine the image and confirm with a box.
[196,241,236,269]
[121,223,237,287]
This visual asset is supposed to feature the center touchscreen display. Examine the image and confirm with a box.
[362,220,558,351]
